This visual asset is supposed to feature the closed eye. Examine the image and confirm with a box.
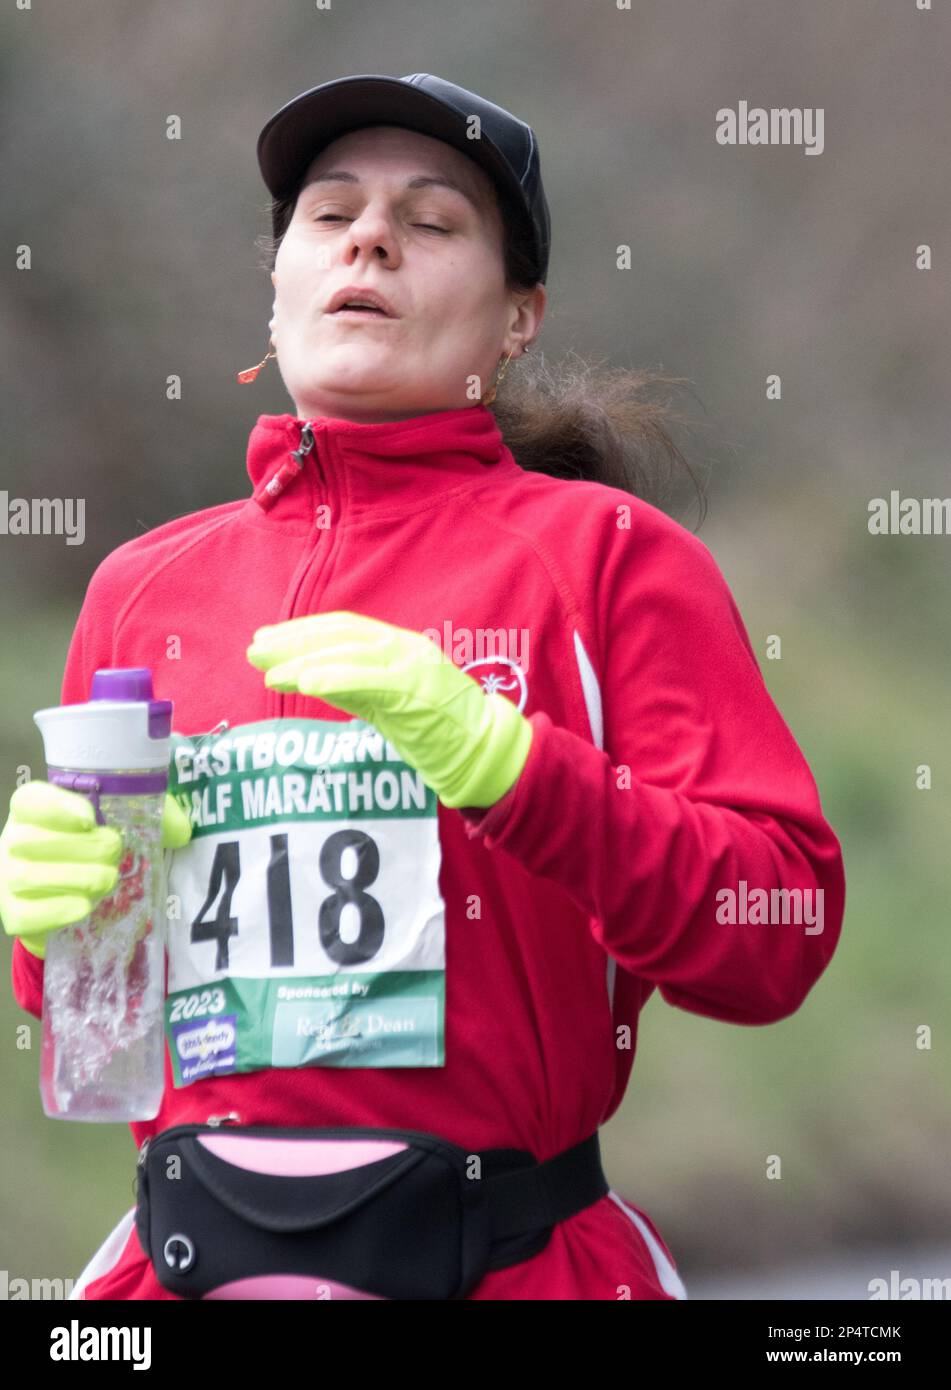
[315,214,449,234]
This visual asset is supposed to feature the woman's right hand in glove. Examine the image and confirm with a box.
[0,781,124,960]
[0,781,192,961]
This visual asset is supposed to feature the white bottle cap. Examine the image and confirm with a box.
[33,668,173,772]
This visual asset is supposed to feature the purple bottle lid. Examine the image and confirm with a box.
[90,668,172,739]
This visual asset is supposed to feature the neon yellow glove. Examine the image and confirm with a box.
[0,781,192,960]
[246,611,533,811]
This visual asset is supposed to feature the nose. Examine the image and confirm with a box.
[343,202,403,270]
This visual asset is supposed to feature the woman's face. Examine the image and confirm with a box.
[270,124,546,423]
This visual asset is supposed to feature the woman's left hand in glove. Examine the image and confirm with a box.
[246,611,533,810]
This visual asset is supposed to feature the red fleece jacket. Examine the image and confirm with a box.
[11,404,845,1300]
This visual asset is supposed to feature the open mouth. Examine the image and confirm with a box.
[327,288,398,317]
[331,305,390,316]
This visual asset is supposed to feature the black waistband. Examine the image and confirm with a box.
[479,1131,609,1270]
[136,1122,610,1294]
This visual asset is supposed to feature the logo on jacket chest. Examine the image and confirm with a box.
[460,655,528,712]
[416,621,529,712]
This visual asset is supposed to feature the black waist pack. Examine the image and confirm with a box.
[134,1121,608,1300]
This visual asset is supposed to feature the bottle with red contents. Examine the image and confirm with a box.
[33,669,172,1121]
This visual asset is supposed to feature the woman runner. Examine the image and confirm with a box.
[2,73,845,1300]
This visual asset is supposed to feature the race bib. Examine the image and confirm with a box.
[164,718,445,1086]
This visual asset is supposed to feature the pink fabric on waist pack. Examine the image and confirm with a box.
[196,1134,407,1175]
[204,1274,384,1300]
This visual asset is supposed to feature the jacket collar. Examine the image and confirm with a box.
[242,404,514,524]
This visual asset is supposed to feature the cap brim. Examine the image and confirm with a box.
[257,73,527,225]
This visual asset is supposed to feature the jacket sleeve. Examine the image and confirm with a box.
[460,512,846,1026]
[10,561,118,1020]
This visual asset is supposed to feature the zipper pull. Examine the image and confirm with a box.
[136,1137,151,1168]
[295,423,316,460]
[253,422,315,511]
[206,1112,241,1127]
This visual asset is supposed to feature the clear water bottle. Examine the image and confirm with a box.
[33,669,173,1122]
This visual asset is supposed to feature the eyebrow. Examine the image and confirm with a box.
[302,171,482,213]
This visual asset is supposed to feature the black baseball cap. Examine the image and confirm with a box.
[256,73,551,284]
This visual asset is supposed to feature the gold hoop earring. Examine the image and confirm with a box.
[480,349,515,407]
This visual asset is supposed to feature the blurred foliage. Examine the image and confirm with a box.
[2,0,949,1286]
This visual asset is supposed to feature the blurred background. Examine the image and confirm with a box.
[1,0,949,1299]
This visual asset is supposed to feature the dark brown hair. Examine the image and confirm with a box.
[255,183,709,528]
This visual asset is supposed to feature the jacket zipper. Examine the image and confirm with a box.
[253,421,318,511]
[249,421,333,720]
[276,421,334,720]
